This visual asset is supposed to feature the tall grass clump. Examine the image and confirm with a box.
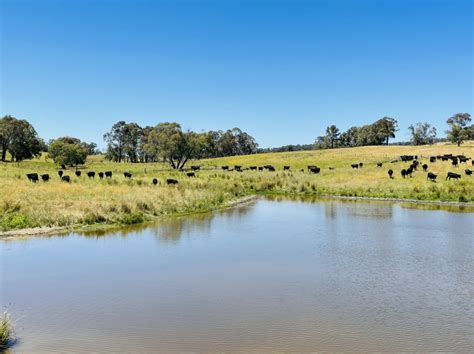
[0,311,14,350]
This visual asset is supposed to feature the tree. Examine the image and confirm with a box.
[325,125,340,148]
[48,137,88,166]
[0,115,44,161]
[408,123,437,145]
[446,113,471,146]
[103,121,128,162]
[374,117,398,145]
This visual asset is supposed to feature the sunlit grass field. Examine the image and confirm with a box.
[1,141,473,233]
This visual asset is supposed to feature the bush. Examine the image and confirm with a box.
[0,311,14,350]
[120,212,144,225]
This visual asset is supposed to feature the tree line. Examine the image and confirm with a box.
[103,121,258,168]
[315,113,473,149]
[1,113,472,166]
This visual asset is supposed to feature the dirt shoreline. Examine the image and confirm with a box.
[1,194,472,238]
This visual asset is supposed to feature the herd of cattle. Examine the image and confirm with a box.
[24,153,473,185]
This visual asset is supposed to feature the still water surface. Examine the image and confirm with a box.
[1,198,473,352]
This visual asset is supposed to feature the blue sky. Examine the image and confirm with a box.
[1,0,472,149]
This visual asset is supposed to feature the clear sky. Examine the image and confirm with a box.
[1,0,472,149]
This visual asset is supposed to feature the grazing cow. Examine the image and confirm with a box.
[41,174,50,182]
[61,164,66,169]
[234,165,242,172]
[446,172,461,180]
[258,166,264,171]
[359,162,363,168]
[75,170,81,177]
[267,166,276,172]
[406,167,413,177]
[222,166,229,170]
[377,162,383,167]
[105,171,112,178]
[58,170,64,178]
[351,164,359,169]
[465,169,473,176]
[124,172,132,178]
[186,172,196,177]
[191,166,200,171]
[283,166,290,171]
[422,164,428,172]
[98,172,104,179]
[452,159,459,167]
[26,173,39,183]
[388,169,393,178]
[61,175,71,183]
[401,169,407,178]
[430,156,436,163]
[308,166,320,174]
[472,161,474,166]
[166,178,178,185]
[250,166,257,171]
[400,155,415,162]
[87,171,96,179]
[427,172,437,182]
[152,178,158,185]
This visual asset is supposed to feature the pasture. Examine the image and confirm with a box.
[1,142,473,233]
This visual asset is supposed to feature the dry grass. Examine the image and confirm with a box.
[0,312,14,350]
[1,142,473,232]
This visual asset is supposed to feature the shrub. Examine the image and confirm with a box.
[0,311,14,350]
[120,212,144,225]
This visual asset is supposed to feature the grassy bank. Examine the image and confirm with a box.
[1,142,473,234]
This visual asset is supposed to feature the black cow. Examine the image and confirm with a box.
[465,169,473,176]
[98,172,104,179]
[105,171,112,178]
[26,173,39,183]
[446,172,461,180]
[41,174,50,182]
[308,166,320,174]
[427,172,437,182]
[234,165,242,172]
[58,170,64,178]
[472,161,474,166]
[430,156,436,163]
[222,166,229,170]
[61,175,71,183]
[351,164,359,169]
[250,166,257,170]
[75,170,81,177]
[377,162,383,167]
[124,172,132,178]
[166,178,178,185]
[191,166,200,171]
[87,171,96,179]
[359,162,363,168]
[422,164,428,172]
[152,178,158,185]
[452,159,459,167]
[401,169,407,178]
[388,169,393,178]
[406,167,413,177]
[267,166,276,172]
[187,172,196,177]
[258,166,264,171]
[61,164,66,169]
[283,166,290,171]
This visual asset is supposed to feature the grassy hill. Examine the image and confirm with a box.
[1,142,473,234]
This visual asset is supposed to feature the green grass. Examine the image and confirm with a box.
[0,312,14,351]
[1,142,473,233]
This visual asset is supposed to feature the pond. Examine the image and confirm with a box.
[1,198,473,352]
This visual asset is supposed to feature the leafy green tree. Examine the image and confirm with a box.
[325,125,340,148]
[446,113,471,146]
[408,123,437,145]
[0,115,45,161]
[374,117,398,145]
[48,138,88,166]
[103,121,128,162]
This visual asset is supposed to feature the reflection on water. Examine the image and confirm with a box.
[1,198,473,352]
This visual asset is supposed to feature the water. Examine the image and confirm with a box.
[1,198,473,352]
